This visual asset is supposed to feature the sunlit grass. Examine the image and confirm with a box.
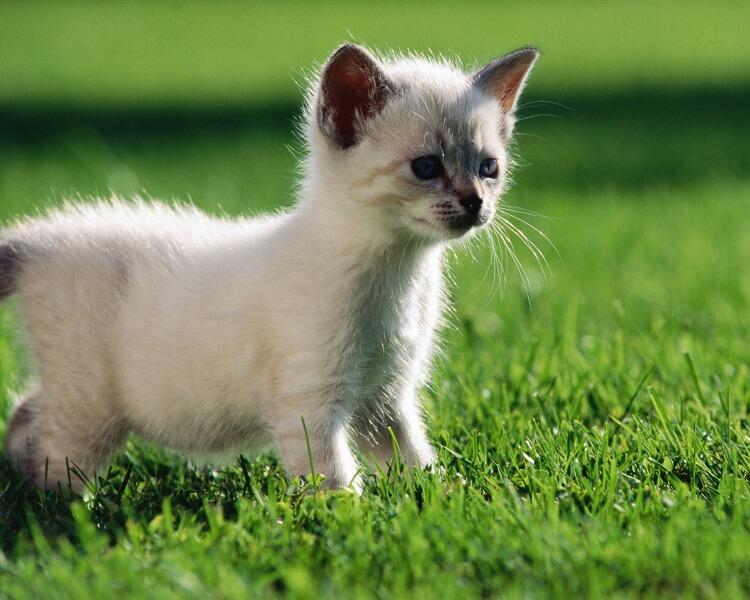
[1,2,750,597]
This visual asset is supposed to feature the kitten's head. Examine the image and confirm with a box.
[305,44,538,244]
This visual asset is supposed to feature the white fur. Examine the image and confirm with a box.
[2,45,537,491]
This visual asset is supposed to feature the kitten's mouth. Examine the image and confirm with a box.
[446,211,489,232]
[408,211,489,240]
[447,214,478,231]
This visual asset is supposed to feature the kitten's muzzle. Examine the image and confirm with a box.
[452,192,485,229]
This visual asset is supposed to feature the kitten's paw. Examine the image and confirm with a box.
[324,472,364,495]
[293,470,364,496]
[413,447,439,471]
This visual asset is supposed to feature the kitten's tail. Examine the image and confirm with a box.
[0,240,22,301]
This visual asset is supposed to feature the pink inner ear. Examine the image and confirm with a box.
[497,68,528,112]
[320,47,387,149]
[474,48,538,114]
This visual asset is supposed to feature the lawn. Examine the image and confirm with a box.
[1,1,750,598]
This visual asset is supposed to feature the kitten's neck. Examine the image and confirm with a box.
[292,164,447,298]
[297,173,440,258]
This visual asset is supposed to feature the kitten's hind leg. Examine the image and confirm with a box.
[4,384,129,492]
[4,385,42,481]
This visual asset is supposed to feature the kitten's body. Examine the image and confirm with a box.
[2,44,538,491]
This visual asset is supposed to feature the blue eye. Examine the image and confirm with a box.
[479,158,499,179]
[411,155,443,180]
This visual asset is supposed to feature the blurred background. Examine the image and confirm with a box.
[0,0,748,385]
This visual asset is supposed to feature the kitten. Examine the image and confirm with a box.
[1,43,538,492]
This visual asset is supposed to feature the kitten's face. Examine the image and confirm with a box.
[312,45,538,244]
[366,91,509,242]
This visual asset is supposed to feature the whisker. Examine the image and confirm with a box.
[495,215,551,279]
[497,210,562,263]
[518,99,574,112]
[483,223,507,305]
[465,227,498,299]
[493,224,510,293]
[515,112,564,122]
[511,132,550,143]
[500,204,559,221]
[495,228,533,307]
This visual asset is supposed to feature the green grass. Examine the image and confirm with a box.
[1,2,750,598]
[1,0,749,106]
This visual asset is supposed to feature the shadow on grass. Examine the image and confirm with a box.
[0,448,293,557]
[0,84,748,193]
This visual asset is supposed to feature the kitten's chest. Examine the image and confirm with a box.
[364,301,422,365]
[344,268,437,394]
[353,310,422,400]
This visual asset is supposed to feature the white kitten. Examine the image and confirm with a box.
[1,44,538,492]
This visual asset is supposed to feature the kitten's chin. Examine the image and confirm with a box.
[399,215,487,244]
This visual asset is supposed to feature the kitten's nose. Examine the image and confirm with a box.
[459,193,483,220]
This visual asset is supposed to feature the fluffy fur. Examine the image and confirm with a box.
[1,44,538,492]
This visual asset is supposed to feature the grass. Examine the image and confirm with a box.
[1,2,750,597]
[1,0,749,106]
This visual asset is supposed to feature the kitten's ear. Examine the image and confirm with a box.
[473,47,539,113]
[318,44,391,149]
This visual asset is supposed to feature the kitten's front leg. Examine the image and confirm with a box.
[390,391,438,469]
[357,389,437,472]
[272,403,361,493]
